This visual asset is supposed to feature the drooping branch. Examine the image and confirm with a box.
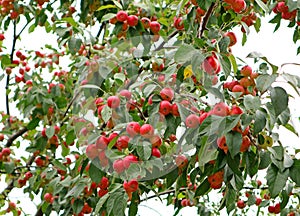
[154,30,179,52]
[197,3,216,38]
[5,127,28,148]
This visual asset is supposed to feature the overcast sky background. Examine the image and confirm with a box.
[1,13,300,215]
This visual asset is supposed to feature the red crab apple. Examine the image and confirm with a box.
[126,122,140,137]
[159,100,172,115]
[140,124,154,138]
[160,87,174,101]
[175,154,188,169]
[96,136,109,149]
[171,103,180,117]
[99,177,109,189]
[0,34,5,40]
[232,0,246,13]
[119,89,131,100]
[152,148,161,158]
[86,144,98,159]
[113,159,125,173]
[240,136,251,152]
[150,21,161,33]
[123,155,138,169]
[202,55,221,75]
[212,102,230,116]
[2,148,11,156]
[255,197,262,206]
[232,84,245,94]
[127,15,139,26]
[141,17,151,28]
[185,114,200,128]
[116,10,128,22]
[123,179,139,192]
[174,17,185,30]
[116,135,130,149]
[237,200,246,209]
[230,105,243,115]
[240,65,252,76]
[224,32,237,46]
[150,135,162,148]
[44,193,54,203]
[0,133,4,141]
[107,96,120,108]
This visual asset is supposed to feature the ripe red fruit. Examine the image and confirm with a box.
[107,96,120,108]
[171,103,180,117]
[86,144,98,159]
[256,179,262,187]
[232,0,246,13]
[268,206,275,213]
[127,15,139,26]
[141,17,151,29]
[25,171,33,180]
[140,124,154,138]
[119,89,132,100]
[159,100,172,115]
[116,135,130,150]
[123,179,139,192]
[199,112,209,124]
[160,87,174,101]
[99,177,109,189]
[274,203,281,214]
[174,17,185,30]
[202,55,221,75]
[223,80,239,91]
[240,136,251,152]
[152,148,161,158]
[237,200,246,209]
[113,159,125,173]
[126,122,140,137]
[2,147,11,156]
[0,133,4,141]
[0,33,5,40]
[175,154,188,169]
[44,193,53,203]
[240,65,252,76]
[116,11,128,22]
[230,105,243,115]
[96,136,109,149]
[224,32,237,46]
[217,136,228,154]
[212,102,230,116]
[150,135,162,148]
[150,21,161,33]
[232,84,245,94]
[185,114,200,128]
[123,155,138,169]
[255,197,262,206]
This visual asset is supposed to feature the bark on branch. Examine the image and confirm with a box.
[5,127,28,148]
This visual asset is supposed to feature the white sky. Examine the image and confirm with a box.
[1,14,300,216]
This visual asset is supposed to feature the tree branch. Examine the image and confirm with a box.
[5,127,28,148]
[197,3,216,38]
[140,188,186,203]
[154,30,179,52]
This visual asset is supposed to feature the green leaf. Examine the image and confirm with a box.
[225,187,236,213]
[66,180,87,198]
[27,118,40,130]
[174,44,196,64]
[289,160,300,185]
[95,193,109,214]
[283,123,299,136]
[52,159,67,171]
[66,130,76,145]
[198,141,218,172]
[72,199,84,214]
[270,87,288,118]
[219,55,231,78]
[255,74,277,92]
[253,109,266,134]
[4,162,15,174]
[89,161,104,183]
[112,0,123,9]
[46,126,55,139]
[97,4,116,11]
[128,192,139,216]
[255,0,269,12]
[68,37,82,55]
[266,164,289,198]
[1,54,11,68]
[228,54,237,74]
[101,105,112,123]
[225,131,242,158]
[136,141,152,160]
[195,178,211,197]
[101,13,117,22]
[143,84,157,98]
[243,95,261,111]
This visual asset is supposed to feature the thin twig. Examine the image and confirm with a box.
[5,127,28,148]
[197,3,216,38]
[140,188,186,203]
[96,22,106,40]
[154,30,179,52]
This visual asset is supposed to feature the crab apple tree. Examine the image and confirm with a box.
[1,0,300,216]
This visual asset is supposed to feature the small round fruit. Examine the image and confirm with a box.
[127,15,139,26]
[224,32,237,46]
[237,200,246,209]
[116,11,128,22]
[107,96,120,108]
[160,87,174,101]
[159,100,172,116]
[185,114,200,128]
[150,21,161,34]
